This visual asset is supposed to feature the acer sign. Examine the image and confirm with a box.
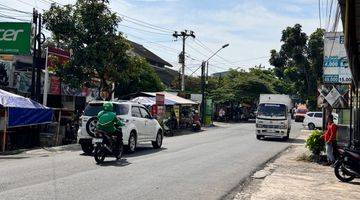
[0,22,31,55]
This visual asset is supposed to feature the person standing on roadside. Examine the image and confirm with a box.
[322,114,337,165]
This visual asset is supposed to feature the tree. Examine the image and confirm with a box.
[115,57,164,97]
[209,69,274,105]
[43,0,131,99]
[269,24,324,109]
[307,28,325,83]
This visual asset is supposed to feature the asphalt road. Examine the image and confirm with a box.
[0,122,303,200]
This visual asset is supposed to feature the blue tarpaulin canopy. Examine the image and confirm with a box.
[0,89,53,127]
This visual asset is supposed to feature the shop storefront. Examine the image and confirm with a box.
[339,0,360,148]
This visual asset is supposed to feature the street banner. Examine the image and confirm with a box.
[43,47,71,105]
[156,93,165,121]
[323,32,352,84]
[174,105,180,123]
[47,47,71,72]
[317,84,350,108]
[50,76,61,95]
[0,60,12,87]
[0,22,31,55]
[156,93,165,106]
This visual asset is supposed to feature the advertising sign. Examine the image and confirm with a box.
[0,60,11,87]
[317,84,350,108]
[156,93,165,106]
[50,76,61,95]
[47,47,70,72]
[0,22,31,55]
[174,105,180,123]
[323,32,352,84]
[17,71,31,93]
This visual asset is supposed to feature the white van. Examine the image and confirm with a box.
[255,94,292,140]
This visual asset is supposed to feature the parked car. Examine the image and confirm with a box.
[77,101,163,154]
[294,108,308,122]
[303,112,338,130]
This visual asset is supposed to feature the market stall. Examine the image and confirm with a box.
[0,89,53,151]
[130,92,199,129]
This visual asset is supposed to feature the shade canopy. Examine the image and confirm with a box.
[141,92,198,105]
[0,89,53,127]
[130,96,176,106]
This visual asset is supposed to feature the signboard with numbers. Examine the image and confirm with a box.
[323,32,352,84]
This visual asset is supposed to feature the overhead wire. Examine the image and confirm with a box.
[117,13,174,33]
[0,4,32,14]
[118,23,171,36]
[318,0,322,28]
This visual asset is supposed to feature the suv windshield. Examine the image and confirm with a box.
[84,103,129,116]
[257,103,287,119]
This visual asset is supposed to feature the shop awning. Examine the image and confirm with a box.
[142,92,198,105]
[0,89,53,127]
[130,96,176,106]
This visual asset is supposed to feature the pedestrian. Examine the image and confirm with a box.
[219,108,225,121]
[322,114,337,165]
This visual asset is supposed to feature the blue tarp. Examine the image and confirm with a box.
[0,89,53,127]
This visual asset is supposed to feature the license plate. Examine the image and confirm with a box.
[92,138,103,144]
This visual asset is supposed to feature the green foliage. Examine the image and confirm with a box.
[269,24,325,110]
[209,68,275,105]
[43,0,130,94]
[115,57,164,97]
[306,130,325,155]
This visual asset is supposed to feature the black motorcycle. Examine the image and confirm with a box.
[93,129,123,164]
[334,147,360,182]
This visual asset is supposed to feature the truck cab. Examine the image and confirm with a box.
[255,94,292,140]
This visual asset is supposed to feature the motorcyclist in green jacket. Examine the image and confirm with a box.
[97,102,124,134]
[96,102,124,151]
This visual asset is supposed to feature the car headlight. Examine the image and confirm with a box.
[256,124,263,128]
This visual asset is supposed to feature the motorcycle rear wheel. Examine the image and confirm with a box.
[114,143,123,160]
[94,145,106,164]
[334,160,355,182]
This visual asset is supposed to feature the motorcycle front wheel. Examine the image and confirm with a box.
[334,160,355,182]
[94,145,106,164]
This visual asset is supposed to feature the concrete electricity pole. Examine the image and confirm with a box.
[173,30,195,91]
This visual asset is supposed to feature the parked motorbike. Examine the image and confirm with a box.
[93,129,123,164]
[192,121,201,131]
[334,147,360,182]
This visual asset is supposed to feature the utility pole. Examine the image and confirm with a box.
[173,30,195,91]
[35,13,42,102]
[201,61,206,125]
[31,9,38,100]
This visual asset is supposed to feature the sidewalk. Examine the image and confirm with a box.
[234,131,360,200]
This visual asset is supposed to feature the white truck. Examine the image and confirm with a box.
[256,94,292,140]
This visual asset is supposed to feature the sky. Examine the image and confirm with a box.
[0,0,337,76]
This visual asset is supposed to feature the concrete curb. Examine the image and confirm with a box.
[221,145,293,200]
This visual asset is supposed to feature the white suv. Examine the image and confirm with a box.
[77,101,163,154]
[303,112,338,130]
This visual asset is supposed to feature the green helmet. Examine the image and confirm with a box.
[103,102,113,111]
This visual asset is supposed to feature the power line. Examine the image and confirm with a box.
[117,13,173,33]
[193,38,234,67]
[118,23,171,36]
[326,0,334,31]
[0,4,32,14]
[15,0,34,7]
[318,0,322,28]
[0,13,30,22]
[124,32,180,54]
